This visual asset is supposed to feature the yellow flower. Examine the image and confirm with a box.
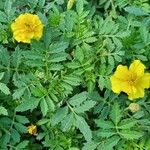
[110,60,150,100]
[11,13,44,43]
[129,103,140,113]
[27,124,37,135]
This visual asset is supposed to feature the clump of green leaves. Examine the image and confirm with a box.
[0,0,150,149]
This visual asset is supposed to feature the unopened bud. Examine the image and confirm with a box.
[129,103,140,113]
[67,0,75,10]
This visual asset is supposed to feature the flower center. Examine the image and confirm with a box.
[128,73,137,85]
[25,23,34,32]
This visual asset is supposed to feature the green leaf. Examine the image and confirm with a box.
[97,129,116,138]
[124,6,148,16]
[76,0,83,15]
[74,100,96,113]
[49,53,68,62]
[51,106,68,126]
[75,46,84,63]
[61,113,74,131]
[95,119,114,129]
[16,140,29,149]
[118,119,137,129]
[4,0,12,15]
[82,142,98,150]
[49,41,69,53]
[98,76,105,90]
[119,130,143,140]
[13,87,26,99]
[46,96,55,112]
[37,119,49,125]
[110,102,122,125]
[75,115,92,142]
[69,92,88,106]
[101,136,120,150]
[108,55,114,66]
[84,37,97,43]
[69,148,80,150]
[16,98,40,112]
[40,98,48,116]
[0,83,10,95]
[0,72,4,80]
[14,122,27,133]
[11,128,20,143]
[16,115,29,124]
[0,106,8,116]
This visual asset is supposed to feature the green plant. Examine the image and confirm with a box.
[0,0,150,149]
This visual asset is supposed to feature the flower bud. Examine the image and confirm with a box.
[129,103,140,113]
[67,0,75,10]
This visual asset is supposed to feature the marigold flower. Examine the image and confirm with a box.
[129,103,140,113]
[11,13,44,43]
[110,60,150,100]
[27,124,37,135]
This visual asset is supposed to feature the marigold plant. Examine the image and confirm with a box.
[0,0,150,149]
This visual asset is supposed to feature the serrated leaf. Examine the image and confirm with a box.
[95,119,114,129]
[0,83,10,95]
[16,115,29,124]
[75,115,92,142]
[13,87,26,99]
[16,98,40,112]
[101,136,120,150]
[14,122,27,133]
[76,0,83,15]
[11,128,20,143]
[0,106,8,116]
[16,140,29,149]
[37,119,49,125]
[51,106,68,126]
[98,76,105,90]
[82,141,98,150]
[108,55,114,66]
[110,102,122,125]
[46,96,55,112]
[69,92,88,106]
[40,98,48,116]
[124,6,148,16]
[120,130,143,140]
[118,119,137,129]
[0,72,4,80]
[61,113,74,131]
[49,41,69,53]
[97,129,116,138]
[75,46,84,62]
[74,100,96,113]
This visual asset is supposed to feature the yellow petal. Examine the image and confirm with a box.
[129,60,145,77]
[128,86,144,100]
[136,73,150,89]
[113,65,129,80]
[110,75,129,94]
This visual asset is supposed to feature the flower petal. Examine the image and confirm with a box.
[113,65,129,80]
[129,60,145,77]
[128,86,144,100]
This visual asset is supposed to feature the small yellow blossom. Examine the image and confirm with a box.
[110,60,150,100]
[129,103,140,113]
[11,13,44,43]
[27,124,37,135]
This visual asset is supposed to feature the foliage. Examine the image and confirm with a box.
[0,0,150,149]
